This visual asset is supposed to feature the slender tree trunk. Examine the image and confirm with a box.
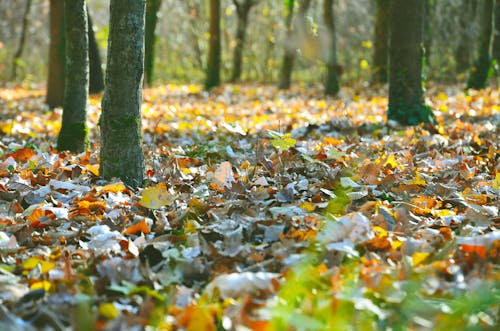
[493,0,500,69]
[205,0,221,90]
[372,0,389,84]
[182,0,204,70]
[323,0,339,96]
[144,0,162,86]
[455,0,478,73]
[57,0,88,153]
[100,0,146,187]
[11,0,32,81]
[87,9,104,94]
[231,0,256,83]
[278,0,311,90]
[467,0,494,89]
[388,0,435,125]
[46,0,65,108]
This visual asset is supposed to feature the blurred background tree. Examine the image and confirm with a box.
[0,0,495,88]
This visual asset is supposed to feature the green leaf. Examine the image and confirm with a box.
[324,185,351,216]
[270,131,296,151]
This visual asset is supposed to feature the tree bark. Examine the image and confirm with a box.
[46,0,65,108]
[100,0,145,187]
[144,0,162,86]
[231,0,257,83]
[11,0,32,81]
[372,0,389,84]
[467,0,494,89]
[388,0,435,125]
[323,0,339,96]
[57,0,88,153]
[88,9,104,94]
[205,0,221,90]
[455,0,478,73]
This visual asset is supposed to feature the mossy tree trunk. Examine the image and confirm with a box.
[46,0,65,108]
[467,0,494,89]
[323,0,339,96]
[57,0,88,153]
[205,0,221,90]
[372,0,389,85]
[455,0,478,74]
[278,0,311,90]
[388,0,435,125]
[144,0,162,86]
[231,0,258,83]
[100,0,145,187]
[88,9,104,94]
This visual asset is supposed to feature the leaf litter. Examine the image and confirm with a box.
[0,84,499,330]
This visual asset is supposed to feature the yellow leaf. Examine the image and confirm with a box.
[85,164,99,176]
[360,59,369,70]
[436,92,448,101]
[30,280,52,292]
[433,209,455,217]
[391,240,403,250]
[493,172,500,189]
[22,257,55,274]
[412,252,430,266]
[300,202,315,212]
[410,172,426,186]
[383,154,404,169]
[373,226,388,237]
[140,183,173,209]
[98,302,118,320]
[271,133,296,151]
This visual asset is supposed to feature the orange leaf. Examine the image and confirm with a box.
[460,244,486,258]
[85,164,99,176]
[123,219,151,235]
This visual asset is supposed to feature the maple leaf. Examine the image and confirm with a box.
[269,131,296,151]
[140,183,173,209]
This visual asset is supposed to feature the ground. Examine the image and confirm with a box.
[0,83,499,330]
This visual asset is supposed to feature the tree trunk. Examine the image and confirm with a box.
[46,0,65,108]
[88,9,104,94]
[205,0,221,90]
[100,0,145,187]
[231,0,256,83]
[278,0,311,90]
[11,0,32,81]
[423,0,435,67]
[57,0,88,153]
[467,0,494,89]
[388,0,435,125]
[372,0,389,84]
[323,0,339,96]
[455,0,478,73]
[144,0,162,86]
[493,0,500,69]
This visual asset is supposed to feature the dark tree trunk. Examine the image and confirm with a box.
[231,0,257,83]
[46,0,65,108]
[493,0,500,69]
[87,9,104,94]
[11,0,32,81]
[388,0,435,125]
[467,0,494,89]
[372,0,389,84]
[205,0,221,90]
[455,0,478,73]
[144,0,162,86]
[100,0,145,187]
[323,0,339,96]
[278,0,311,90]
[57,0,88,153]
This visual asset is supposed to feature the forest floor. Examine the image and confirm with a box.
[0,84,499,330]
